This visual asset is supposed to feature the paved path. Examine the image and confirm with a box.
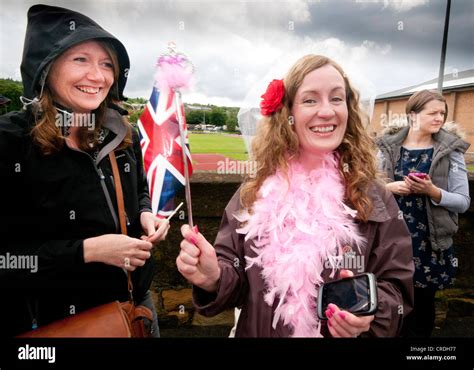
[192,153,239,171]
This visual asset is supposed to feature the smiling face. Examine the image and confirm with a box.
[291,64,348,163]
[411,99,446,135]
[47,40,115,113]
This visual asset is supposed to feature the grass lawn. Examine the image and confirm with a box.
[189,133,248,161]
[467,164,474,172]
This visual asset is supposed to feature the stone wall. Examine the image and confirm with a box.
[151,173,474,337]
[151,173,242,336]
[452,173,474,289]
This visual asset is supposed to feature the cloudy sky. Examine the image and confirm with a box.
[1,0,473,107]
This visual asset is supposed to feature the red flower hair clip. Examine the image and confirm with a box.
[260,79,285,116]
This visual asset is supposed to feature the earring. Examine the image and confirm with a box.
[288,115,294,125]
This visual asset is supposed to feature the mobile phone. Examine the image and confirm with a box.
[408,172,427,179]
[317,272,378,320]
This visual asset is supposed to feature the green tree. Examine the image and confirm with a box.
[128,108,144,126]
[127,97,147,104]
[226,112,238,132]
[0,78,23,112]
[209,107,226,127]
[186,110,204,125]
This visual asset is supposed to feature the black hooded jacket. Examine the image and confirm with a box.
[0,5,154,337]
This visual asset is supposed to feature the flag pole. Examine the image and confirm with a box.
[437,0,451,92]
[175,89,194,228]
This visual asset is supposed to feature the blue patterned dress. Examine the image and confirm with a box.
[394,147,456,290]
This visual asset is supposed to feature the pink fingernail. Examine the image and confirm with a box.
[189,237,198,245]
[339,312,346,320]
[193,225,199,234]
[326,310,332,319]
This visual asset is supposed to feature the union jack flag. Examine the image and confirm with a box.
[137,87,193,217]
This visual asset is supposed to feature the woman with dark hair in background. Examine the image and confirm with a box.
[377,89,470,337]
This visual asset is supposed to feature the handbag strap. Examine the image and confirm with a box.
[109,151,134,304]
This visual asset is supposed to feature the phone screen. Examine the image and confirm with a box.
[320,275,370,317]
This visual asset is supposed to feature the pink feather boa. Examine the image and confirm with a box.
[235,152,366,337]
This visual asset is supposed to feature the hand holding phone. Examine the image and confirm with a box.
[408,172,428,179]
[317,272,378,320]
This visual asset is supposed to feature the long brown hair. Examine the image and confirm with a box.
[240,55,380,222]
[30,41,132,155]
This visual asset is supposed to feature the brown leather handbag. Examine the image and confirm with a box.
[17,151,153,338]
[17,301,152,338]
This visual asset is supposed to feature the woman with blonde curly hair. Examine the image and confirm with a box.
[176,55,414,337]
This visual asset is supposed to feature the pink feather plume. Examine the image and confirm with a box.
[154,43,194,91]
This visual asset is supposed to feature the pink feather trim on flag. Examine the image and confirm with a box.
[234,152,366,337]
[155,53,193,91]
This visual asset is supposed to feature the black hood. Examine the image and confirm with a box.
[21,4,130,101]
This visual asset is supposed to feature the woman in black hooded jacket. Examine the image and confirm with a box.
[0,4,168,337]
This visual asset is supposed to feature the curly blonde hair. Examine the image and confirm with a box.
[240,55,380,222]
[30,41,132,155]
